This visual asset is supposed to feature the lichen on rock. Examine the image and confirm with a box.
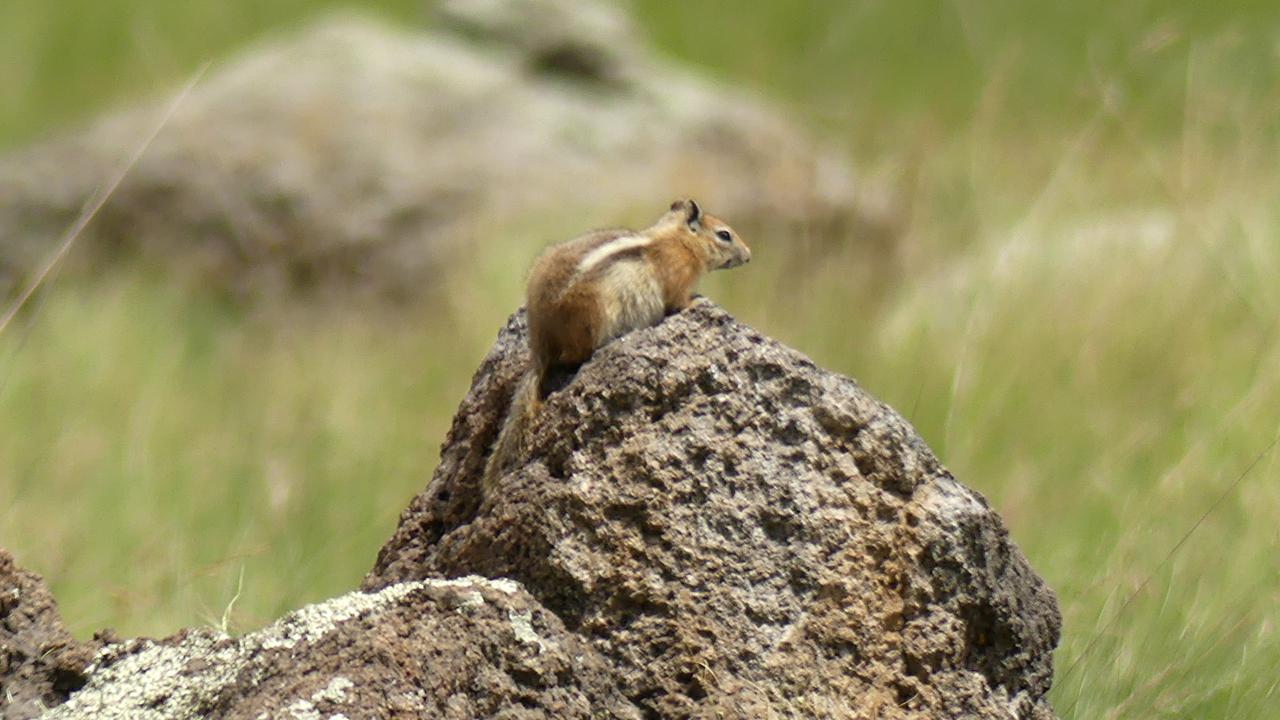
[39,576,637,720]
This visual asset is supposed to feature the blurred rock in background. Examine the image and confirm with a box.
[0,0,897,304]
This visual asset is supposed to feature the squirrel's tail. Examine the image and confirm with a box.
[480,368,542,496]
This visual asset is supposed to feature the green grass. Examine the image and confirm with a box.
[3,1,1280,718]
[0,275,482,633]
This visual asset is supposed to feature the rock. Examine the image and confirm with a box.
[0,549,99,720]
[365,301,1061,719]
[2,301,1059,719]
[39,576,640,720]
[0,0,896,302]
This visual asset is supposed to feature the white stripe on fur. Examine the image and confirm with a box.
[576,233,652,275]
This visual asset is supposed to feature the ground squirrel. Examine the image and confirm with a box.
[481,199,752,493]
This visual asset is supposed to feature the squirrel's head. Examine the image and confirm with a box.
[667,199,752,270]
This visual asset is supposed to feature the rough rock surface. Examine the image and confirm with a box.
[366,301,1061,719]
[0,550,98,720]
[3,301,1059,719]
[0,0,895,301]
[37,576,639,720]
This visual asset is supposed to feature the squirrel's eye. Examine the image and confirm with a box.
[715,230,733,243]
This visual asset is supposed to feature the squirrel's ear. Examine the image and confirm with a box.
[684,199,702,231]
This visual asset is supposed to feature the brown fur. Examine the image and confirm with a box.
[527,229,628,368]
[649,232,705,310]
[481,200,750,494]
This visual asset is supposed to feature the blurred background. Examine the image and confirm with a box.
[2,1,1279,717]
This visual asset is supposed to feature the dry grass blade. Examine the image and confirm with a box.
[1060,431,1280,712]
[0,60,211,339]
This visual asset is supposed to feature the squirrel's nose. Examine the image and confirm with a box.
[724,247,750,269]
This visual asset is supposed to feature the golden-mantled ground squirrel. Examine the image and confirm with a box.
[481,199,751,493]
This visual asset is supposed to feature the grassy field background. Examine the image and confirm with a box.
[3,1,1280,717]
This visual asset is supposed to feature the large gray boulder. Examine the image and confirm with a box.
[366,301,1061,719]
[4,302,1059,719]
[0,0,896,301]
